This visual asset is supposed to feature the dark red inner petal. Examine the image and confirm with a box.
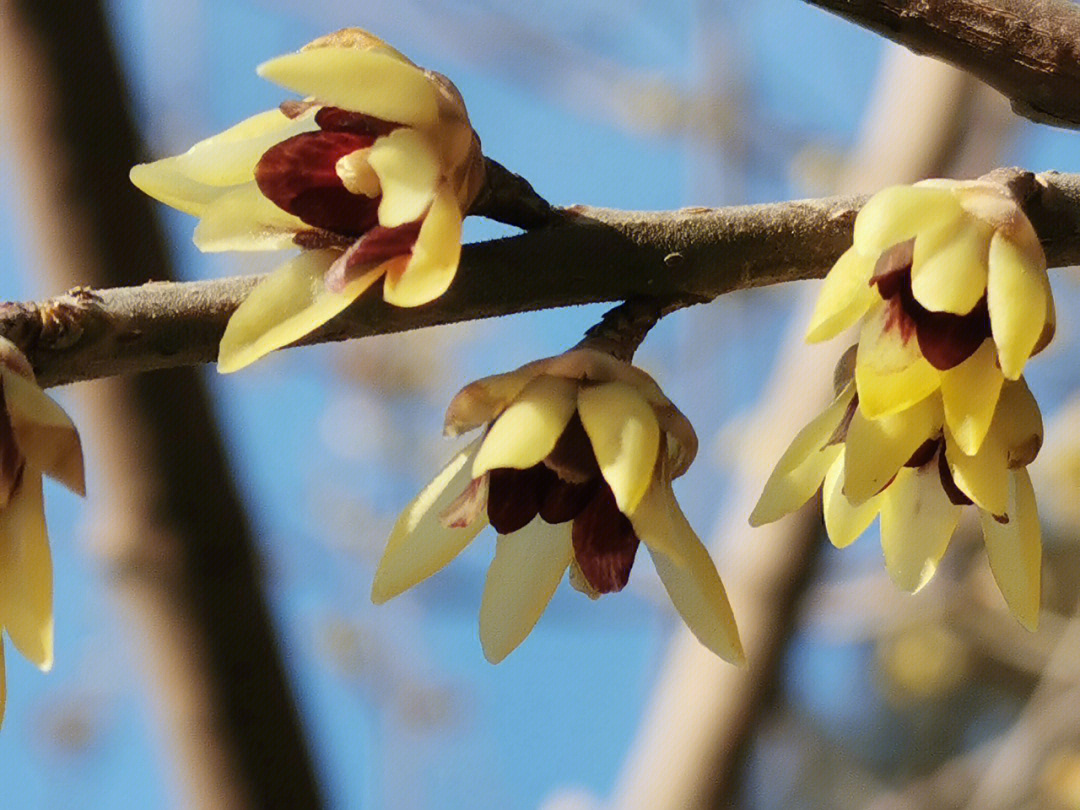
[543,414,601,483]
[937,450,973,507]
[487,466,547,535]
[571,483,640,594]
[323,220,423,292]
[904,437,941,468]
[255,130,380,236]
[539,475,598,524]
[872,259,990,371]
[0,388,25,506]
[315,106,400,138]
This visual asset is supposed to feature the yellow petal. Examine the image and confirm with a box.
[627,466,687,567]
[822,453,881,548]
[2,370,85,496]
[217,249,378,373]
[879,466,960,592]
[805,247,877,343]
[855,302,941,419]
[367,129,440,228]
[257,48,439,127]
[443,368,538,437]
[335,148,380,197]
[945,429,1009,517]
[987,225,1049,379]
[647,498,744,665]
[939,340,1004,456]
[0,472,54,670]
[910,219,991,315]
[371,440,486,604]
[472,375,578,477]
[980,468,1041,630]
[382,187,462,307]
[843,393,941,505]
[479,519,572,663]
[129,162,229,218]
[749,385,853,526]
[192,182,307,252]
[853,185,962,256]
[993,378,1043,468]
[577,381,661,515]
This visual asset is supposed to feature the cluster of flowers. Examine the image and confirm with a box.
[752,181,1054,628]
[0,29,1059,724]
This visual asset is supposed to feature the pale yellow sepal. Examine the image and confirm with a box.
[853,185,960,256]
[129,162,230,218]
[2,370,85,496]
[822,454,881,548]
[371,440,486,604]
[910,219,991,315]
[939,341,1003,456]
[472,375,578,477]
[192,182,307,252]
[879,466,960,592]
[749,385,852,526]
[843,393,940,505]
[217,249,378,373]
[946,429,1009,517]
[258,49,439,127]
[805,247,876,343]
[577,381,660,515]
[643,491,744,665]
[479,520,573,663]
[444,369,535,437]
[987,226,1049,380]
[367,129,440,228]
[980,469,1041,630]
[382,188,462,307]
[0,472,54,671]
[994,379,1043,468]
[627,465,687,567]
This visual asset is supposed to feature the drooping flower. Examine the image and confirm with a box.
[751,365,1044,629]
[806,180,1054,456]
[0,338,85,725]
[130,28,485,373]
[371,349,743,664]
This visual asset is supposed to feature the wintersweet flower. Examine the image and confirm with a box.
[130,28,485,372]
[0,337,85,724]
[371,349,743,664]
[806,180,1054,456]
[751,368,1044,629]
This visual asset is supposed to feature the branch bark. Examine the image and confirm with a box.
[4,167,1080,388]
[799,0,1080,129]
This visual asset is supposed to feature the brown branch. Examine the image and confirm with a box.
[3,167,1080,388]
[799,0,1080,129]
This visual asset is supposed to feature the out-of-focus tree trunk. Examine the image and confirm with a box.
[0,3,326,808]
[609,45,1013,810]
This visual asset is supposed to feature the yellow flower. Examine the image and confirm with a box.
[371,349,743,664]
[130,28,485,373]
[0,338,85,725]
[751,374,1043,629]
[806,180,1054,456]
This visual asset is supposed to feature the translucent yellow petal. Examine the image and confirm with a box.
[577,381,661,515]
[472,375,578,477]
[993,378,1043,468]
[853,185,962,256]
[479,519,572,663]
[946,430,1009,517]
[939,340,1004,456]
[910,220,991,315]
[0,473,54,670]
[805,247,877,343]
[647,499,744,665]
[879,467,960,592]
[192,182,306,252]
[370,440,486,603]
[855,303,941,419]
[443,368,538,437]
[987,227,1049,380]
[822,453,881,548]
[367,129,440,228]
[749,385,853,526]
[980,469,1041,630]
[217,250,378,373]
[2,370,85,496]
[382,188,462,307]
[258,49,439,127]
[627,467,686,567]
[129,162,227,218]
[843,393,941,505]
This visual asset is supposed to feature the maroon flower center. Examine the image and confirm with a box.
[0,386,26,509]
[255,106,400,237]
[899,435,972,507]
[485,414,641,594]
[871,246,990,370]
